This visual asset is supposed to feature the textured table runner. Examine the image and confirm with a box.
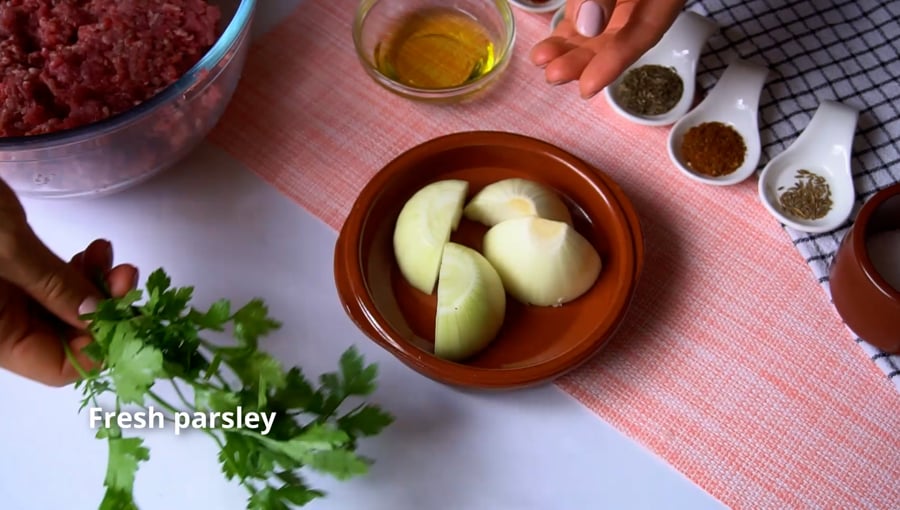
[208,1,900,508]
[691,0,900,400]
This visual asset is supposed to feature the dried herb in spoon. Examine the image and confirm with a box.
[777,169,833,220]
[615,64,684,116]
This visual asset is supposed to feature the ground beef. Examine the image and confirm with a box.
[0,0,221,138]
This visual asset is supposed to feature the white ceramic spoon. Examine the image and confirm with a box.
[666,58,769,186]
[510,0,566,14]
[757,100,858,234]
[604,11,718,126]
[550,6,565,33]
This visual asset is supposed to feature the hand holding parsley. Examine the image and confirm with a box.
[2,178,393,509]
[0,177,138,386]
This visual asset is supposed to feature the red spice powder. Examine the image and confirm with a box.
[0,0,221,138]
[680,121,747,177]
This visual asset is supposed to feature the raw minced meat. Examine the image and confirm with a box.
[0,0,221,137]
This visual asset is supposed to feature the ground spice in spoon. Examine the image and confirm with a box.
[777,169,833,220]
[680,121,747,176]
[615,64,684,116]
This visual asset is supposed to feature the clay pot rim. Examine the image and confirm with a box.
[852,181,900,301]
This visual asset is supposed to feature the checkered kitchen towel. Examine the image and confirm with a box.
[688,0,900,386]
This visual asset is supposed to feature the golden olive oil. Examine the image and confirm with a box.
[374,7,497,89]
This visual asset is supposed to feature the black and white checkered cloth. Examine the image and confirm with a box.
[685,0,899,390]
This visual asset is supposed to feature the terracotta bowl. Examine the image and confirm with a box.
[334,131,644,389]
[829,182,900,353]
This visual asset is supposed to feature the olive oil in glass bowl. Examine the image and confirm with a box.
[353,0,515,103]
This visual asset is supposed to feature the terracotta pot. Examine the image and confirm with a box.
[334,131,645,390]
[829,182,900,353]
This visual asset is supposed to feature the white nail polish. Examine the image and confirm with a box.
[78,296,98,316]
[575,1,604,38]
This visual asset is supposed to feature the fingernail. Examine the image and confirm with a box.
[547,76,568,86]
[576,1,605,38]
[78,296,98,316]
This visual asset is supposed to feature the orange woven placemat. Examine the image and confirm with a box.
[208,2,900,508]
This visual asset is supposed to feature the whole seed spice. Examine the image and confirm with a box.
[680,122,747,176]
[777,169,833,220]
[615,64,684,116]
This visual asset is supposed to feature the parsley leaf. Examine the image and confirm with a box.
[106,325,165,405]
[338,405,395,438]
[103,436,150,493]
[337,347,379,396]
[232,299,282,349]
[307,449,371,480]
[248,485,324,510]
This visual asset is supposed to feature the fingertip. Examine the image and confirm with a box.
[107,263,139,297]
[69,251,85,271]
[83,238,113,273]
[545,68,572,86]
[576,49,631,100]
[529,38,569,67]
[543,46,595,86]
[579,79,606,100]
[78,296,99,317]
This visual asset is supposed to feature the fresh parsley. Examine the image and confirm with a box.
[64,268,393,510]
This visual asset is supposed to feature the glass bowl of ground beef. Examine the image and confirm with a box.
[0,0,256,198]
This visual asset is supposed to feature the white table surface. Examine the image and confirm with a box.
[0,3,728,509]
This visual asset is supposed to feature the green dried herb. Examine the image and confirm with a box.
[778,169,833,220]
[615,65,684,116]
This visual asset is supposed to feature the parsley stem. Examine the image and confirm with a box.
[207,365,232,390]
[213,372,231,391]
[198,342,234,390]
[340,402,366,419]
[184,377,228,394]
[170,379,193,411]
[320,396,349,421]
[60,336,92,382]
[148,387,253,496]
[146,390,180,416]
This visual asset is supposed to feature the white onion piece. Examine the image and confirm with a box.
[393,179,469,294]
[483,217,601,306]
[463,178,572,227]
[434,243,506,361]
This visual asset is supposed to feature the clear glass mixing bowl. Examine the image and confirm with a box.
[0,0,256,199]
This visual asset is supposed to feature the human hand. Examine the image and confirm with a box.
[530,0,685,99]
[0,179,138,386]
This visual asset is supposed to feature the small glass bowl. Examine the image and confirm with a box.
[352,0,516,103]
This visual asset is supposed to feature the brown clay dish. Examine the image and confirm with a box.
[334,131,644,389]
[829,182,900,353]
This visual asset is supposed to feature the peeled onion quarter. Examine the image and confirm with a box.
[463,178,573,227]
[393,179,469,295]
[434,242,506,361]
[483,217,601,307]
